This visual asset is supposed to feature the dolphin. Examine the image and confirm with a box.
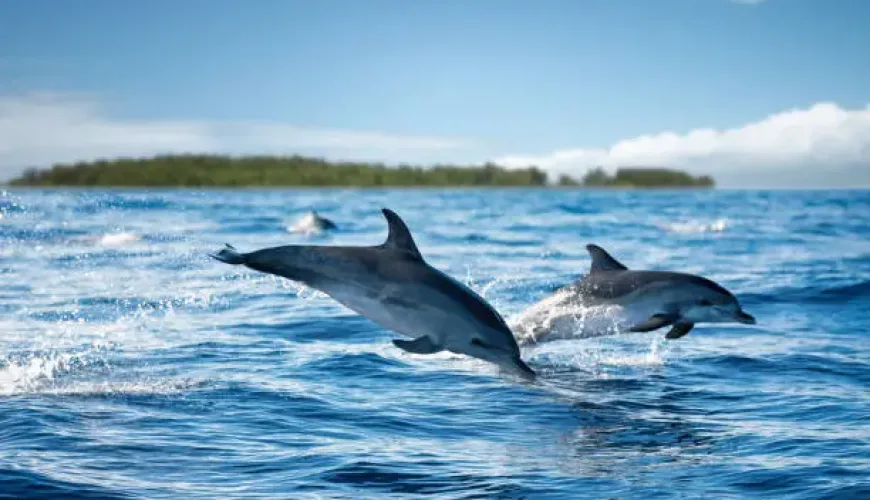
[288,210,337,235]
[512,244,756,345]
[212,208,535,380]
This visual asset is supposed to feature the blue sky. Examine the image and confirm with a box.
[1,0,868,186]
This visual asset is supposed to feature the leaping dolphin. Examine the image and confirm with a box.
[212,208,535,380]
[288,210,338,235]
[512,244,756,345]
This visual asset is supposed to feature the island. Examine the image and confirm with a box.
[557,166,715,188]
[7,154,715,188]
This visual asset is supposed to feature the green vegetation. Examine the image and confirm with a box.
[8,154,714,188]
[9,155,547,187]
[579,166,715,188]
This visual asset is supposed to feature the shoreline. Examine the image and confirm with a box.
[1,184,718,190]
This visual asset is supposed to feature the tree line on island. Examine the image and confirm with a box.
[8,154,715,188]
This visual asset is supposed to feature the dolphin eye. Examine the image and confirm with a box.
[698,299,714,306]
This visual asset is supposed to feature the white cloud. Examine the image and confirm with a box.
[4,93,869,187]
[496,102,870,187]
[0,93,466,180]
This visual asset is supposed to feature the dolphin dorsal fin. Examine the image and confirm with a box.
[586,244,628,273]
[381,208,423,260]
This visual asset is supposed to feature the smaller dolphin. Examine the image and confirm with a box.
[212,208,535,380]
[513,244,756,344]
[289,210,338,235]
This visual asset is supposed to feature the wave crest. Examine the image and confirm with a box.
[659,218,728,234]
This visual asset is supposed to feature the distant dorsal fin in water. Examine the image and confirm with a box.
[381,208,423,260]
[586,244,629,273]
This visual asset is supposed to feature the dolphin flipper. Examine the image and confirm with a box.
[629,313,678,333]
[665,322,694,339]
[393,336,443,354]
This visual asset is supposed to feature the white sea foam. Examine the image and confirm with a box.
[508,289,634,345]
[98,232,141,246]
[68,231,142,247]
[660,218,729,234]
[0,352,73,395]
[0,347,207,397]
[525,334,670,381]
[37,377,205,396]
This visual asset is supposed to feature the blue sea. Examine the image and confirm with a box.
[1,188,868,499]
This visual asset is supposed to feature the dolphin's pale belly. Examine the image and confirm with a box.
[511,288,664,345]
[315,282,420,337]
[313,281,474,350]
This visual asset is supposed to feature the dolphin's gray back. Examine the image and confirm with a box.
[567,270,732,305]
[242,244,380,286]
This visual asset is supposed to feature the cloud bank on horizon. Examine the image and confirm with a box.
[497,102,870,188]
[1,92,868,187]
[0,93,466,180]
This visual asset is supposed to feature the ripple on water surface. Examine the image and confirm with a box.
[1,189,869,499]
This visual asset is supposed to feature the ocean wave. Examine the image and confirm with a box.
[659,218,729,234]
[72,195,177,214]
[0,349,112,396]
[97,232,141,246]
[0,347,208,397]
[1,189,867,499]
[0,469,132,500]
[740,279,870,304]
[427,231,545,247]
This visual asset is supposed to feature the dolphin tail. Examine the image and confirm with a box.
[210,244,246,265]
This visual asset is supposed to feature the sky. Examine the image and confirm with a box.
[1,0,868,187]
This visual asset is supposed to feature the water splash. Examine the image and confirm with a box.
[660,218,729,234]
[1,189,867,499]
[0,347,114,396]
[509,289,633,345]
[98,232,141,246]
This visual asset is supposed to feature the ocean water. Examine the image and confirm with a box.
[1,188,868,499]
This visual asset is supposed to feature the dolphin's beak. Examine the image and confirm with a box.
[504,357,537,382]
[735,310,756,325]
